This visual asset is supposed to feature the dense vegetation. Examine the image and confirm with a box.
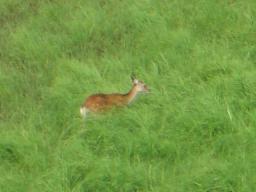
[1,0,256,191]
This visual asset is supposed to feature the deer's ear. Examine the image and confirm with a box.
[133,78,139,84]
[131,73,136,81]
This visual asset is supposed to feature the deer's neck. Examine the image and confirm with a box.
[125,85,139,104]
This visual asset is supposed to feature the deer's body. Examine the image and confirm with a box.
[80,77,148,118]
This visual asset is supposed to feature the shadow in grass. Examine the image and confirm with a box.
[0,143,21,164]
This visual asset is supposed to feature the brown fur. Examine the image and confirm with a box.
[83,94,127,112]
[82,83,143,112]
[81,78,148,114]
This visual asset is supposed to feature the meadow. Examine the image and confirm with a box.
[0,0,256,191]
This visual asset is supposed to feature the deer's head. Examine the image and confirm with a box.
[131,75,149,93]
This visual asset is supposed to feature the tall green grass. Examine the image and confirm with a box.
[1,0,256,191]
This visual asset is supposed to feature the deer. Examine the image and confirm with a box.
[80,76,149,118]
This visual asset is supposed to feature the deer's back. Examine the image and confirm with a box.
[84,93,127,112]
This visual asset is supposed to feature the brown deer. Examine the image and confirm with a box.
[80,76,149,118]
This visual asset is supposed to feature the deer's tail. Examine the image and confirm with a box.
[80,106,88,119]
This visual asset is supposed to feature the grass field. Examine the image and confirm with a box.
[1,0,256,191]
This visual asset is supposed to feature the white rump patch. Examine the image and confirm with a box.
[80,107,88,119]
